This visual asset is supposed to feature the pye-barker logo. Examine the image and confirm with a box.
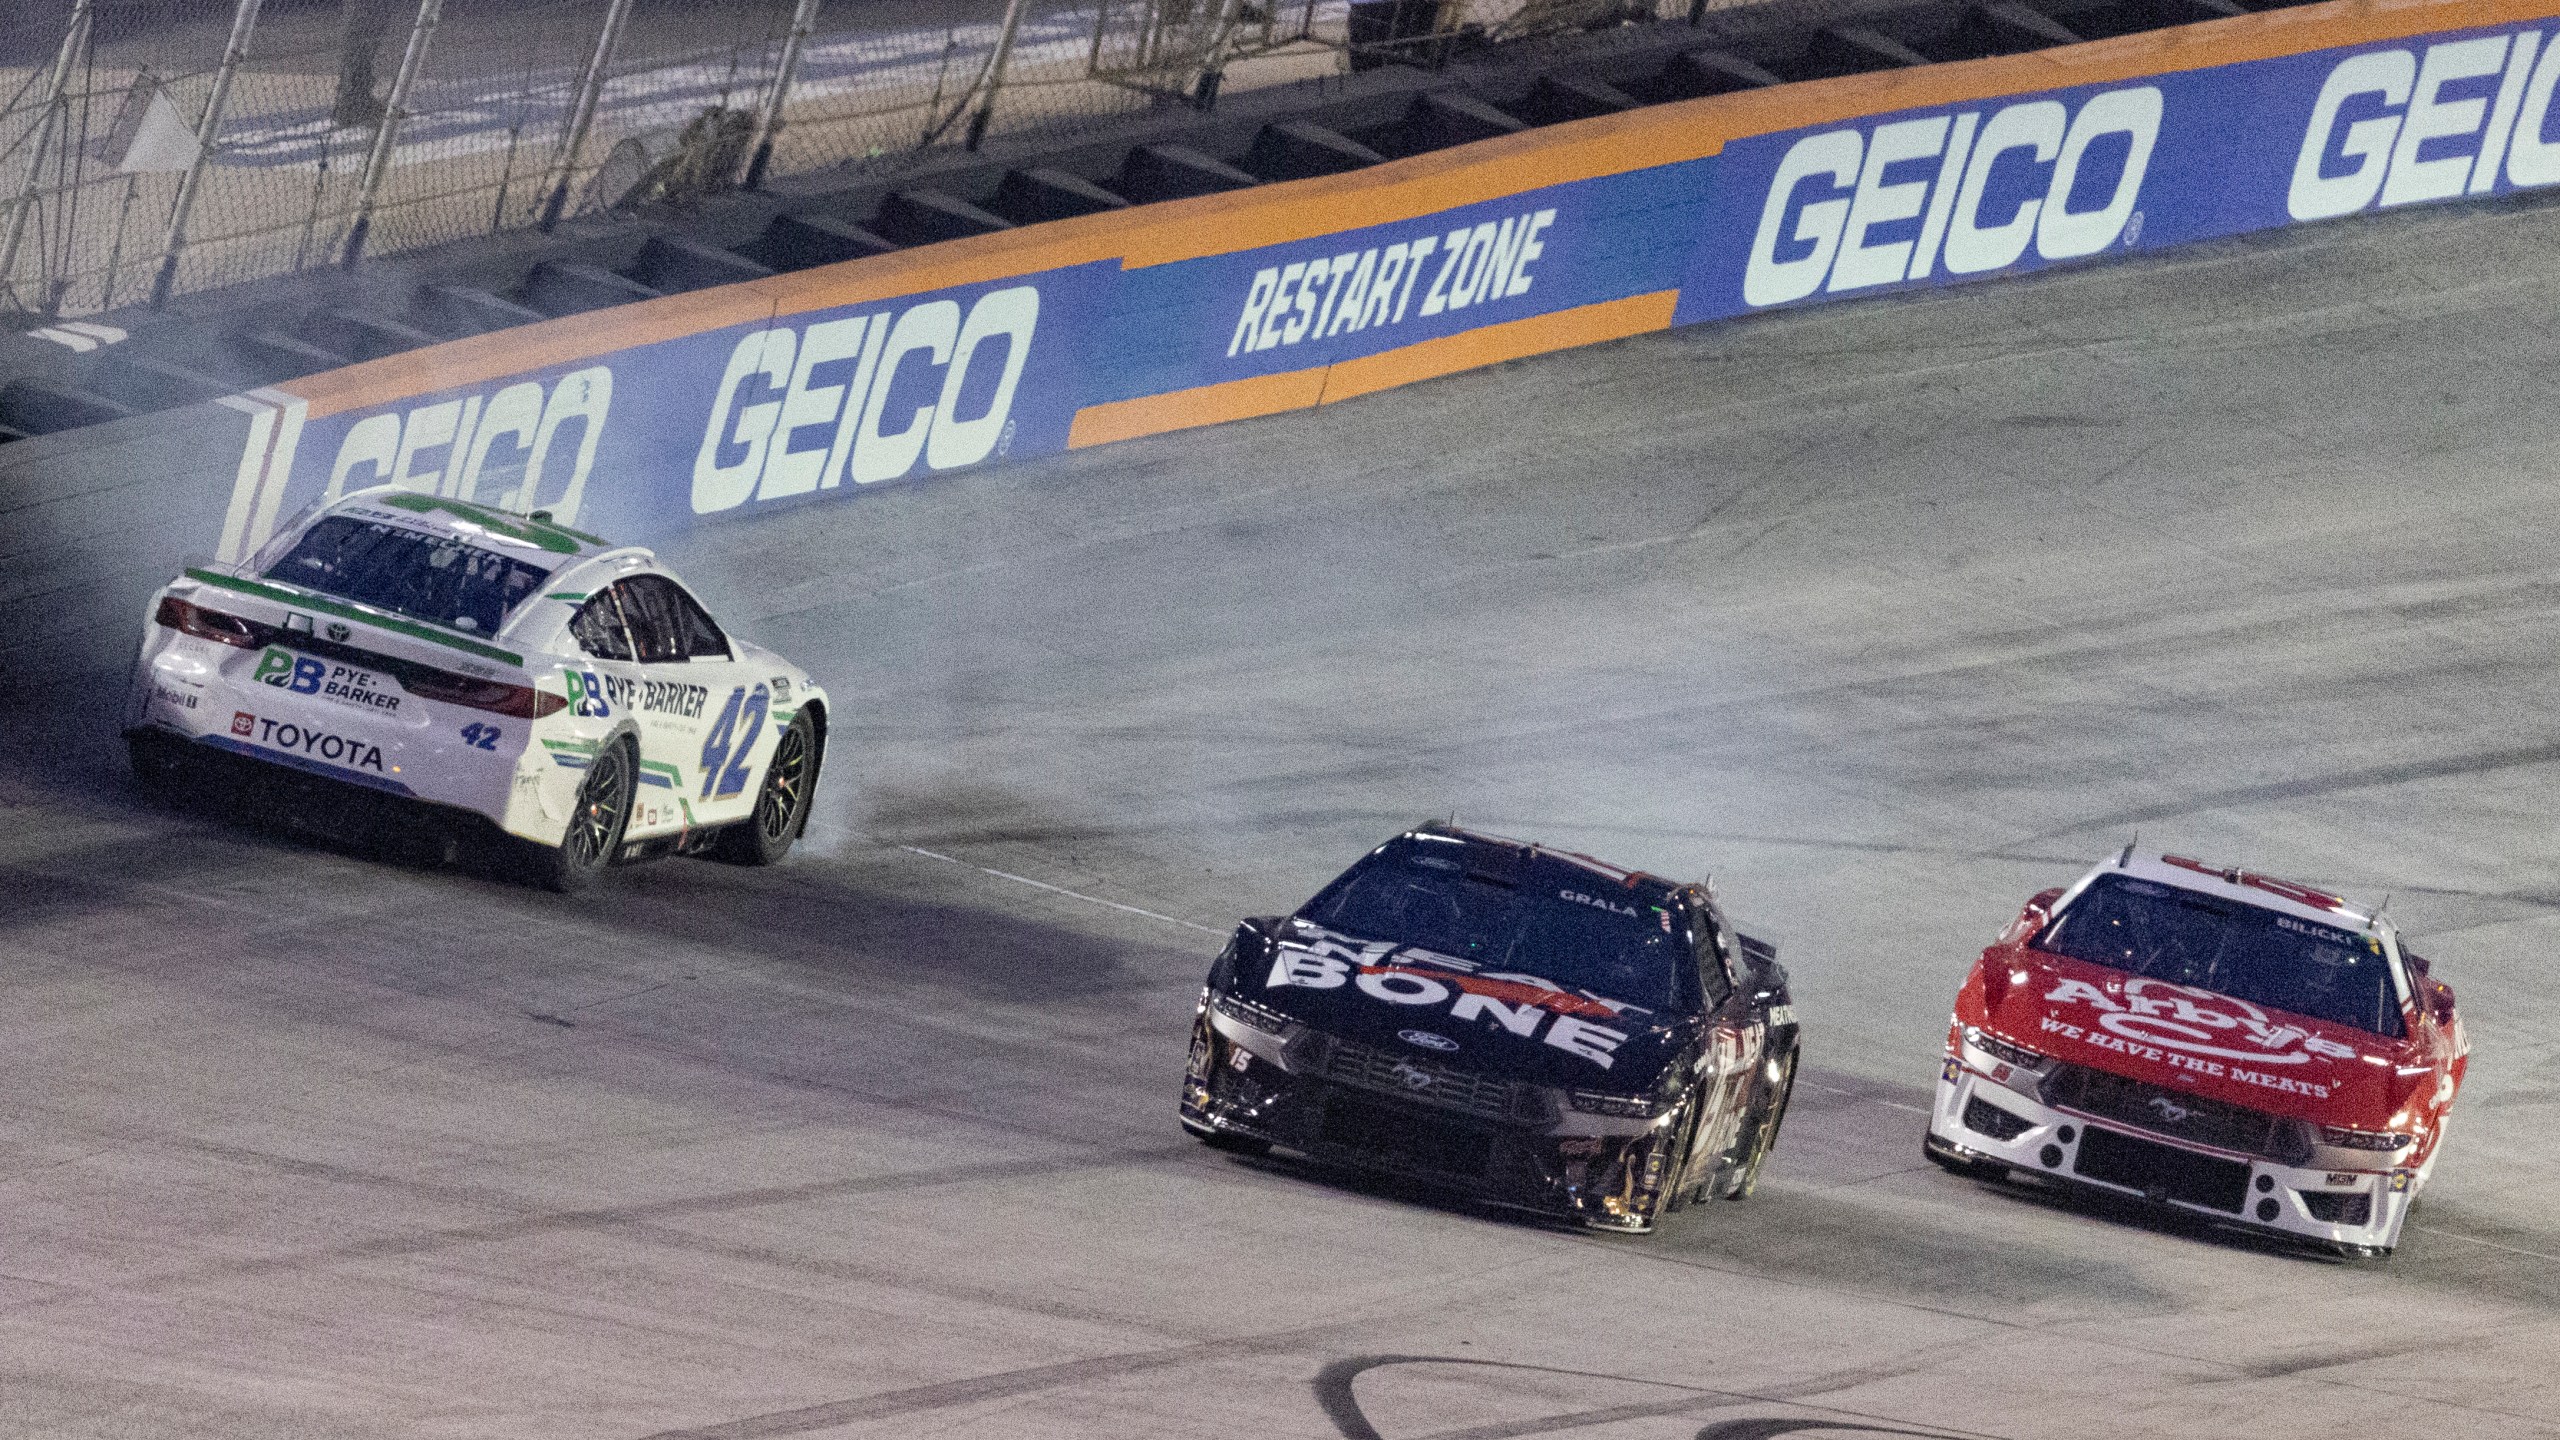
[1744,86,2162,309]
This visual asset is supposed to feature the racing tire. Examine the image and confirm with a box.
[1662,1092,1708,1214]
[1718,1046,1797,1202]
[534,737,635,892]
[714,710,817,866]
[126,732,196,798]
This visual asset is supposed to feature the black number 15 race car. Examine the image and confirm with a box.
[1182,824,1800,1232]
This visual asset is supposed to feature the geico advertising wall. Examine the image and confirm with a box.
[213,0,2560,563]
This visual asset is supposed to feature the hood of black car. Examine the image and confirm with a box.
[1231,927,1692,1092]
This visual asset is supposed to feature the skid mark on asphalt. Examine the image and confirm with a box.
[65,1145,1195,1321]
[2028,737,2560,841]
[1313,1354,2009,1440]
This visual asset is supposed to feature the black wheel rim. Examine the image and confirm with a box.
[754,723,809,844]
[566,745,628,867]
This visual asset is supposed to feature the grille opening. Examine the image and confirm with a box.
[2301,1190,2373,1227]
[2041,1064,2308,1163]
[1313,1036,1519,1121]
[2073,1126,2252,1213]
[1962,1094,2034,1142]
[1319,1093,1492,1177]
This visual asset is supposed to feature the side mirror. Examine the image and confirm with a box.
[2426,979,2457,1025]
[2006,887,2065,941]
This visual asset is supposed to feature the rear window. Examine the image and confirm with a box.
[266,516,554,636]
[2036,875,2403,1037]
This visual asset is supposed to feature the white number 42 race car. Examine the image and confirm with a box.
[124,486,829,889]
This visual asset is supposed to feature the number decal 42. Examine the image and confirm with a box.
[699,684,769,800]
[459,722,502,750]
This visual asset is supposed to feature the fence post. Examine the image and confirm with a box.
[1191,0,1248,110]
[340,0,442,269]
[964,0,1032,152]
[150,0,265,308]
[741,0,825,189]
[0,0,95,310]
[536,0,635,230]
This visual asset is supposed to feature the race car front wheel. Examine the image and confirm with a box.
[535,737,635,892]
[715,710,816,866]
[1717,1046,1796,1202]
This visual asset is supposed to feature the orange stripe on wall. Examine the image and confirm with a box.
[1064,291,1675,449]
[1317,291,1674,405]
[283,0,2555,420]
[1066,366,1329,449]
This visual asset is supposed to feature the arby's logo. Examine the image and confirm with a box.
[2047,974,2355,1065]
[2037,973,2352,1099]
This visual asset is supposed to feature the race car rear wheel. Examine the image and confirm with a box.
[535,737,635,892]
[127,731,199,798]
[714,710,816,866]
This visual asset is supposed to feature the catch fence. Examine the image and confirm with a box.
[0,0,1772,321]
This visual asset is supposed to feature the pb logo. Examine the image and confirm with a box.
[564,669,611,718]
[253,647,326,695]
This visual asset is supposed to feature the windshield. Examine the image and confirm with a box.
[2036,875,2403,1036]
[265,516,555,636]
[1300,839,1692,1012]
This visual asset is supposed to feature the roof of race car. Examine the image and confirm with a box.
[2074,848,2391,939]
[1406,822,1684,898]
[318,487,615,560]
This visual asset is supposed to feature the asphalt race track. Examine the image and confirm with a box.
[7,190,2560,1439]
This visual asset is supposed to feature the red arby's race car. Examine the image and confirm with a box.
[1925,848,2467,1258]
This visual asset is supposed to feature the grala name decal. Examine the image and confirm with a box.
[1558,888,1639,917]
[1227,207,1556,359]
[1745,87,2160,308]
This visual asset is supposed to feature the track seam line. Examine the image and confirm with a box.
[889,840,1226,935]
